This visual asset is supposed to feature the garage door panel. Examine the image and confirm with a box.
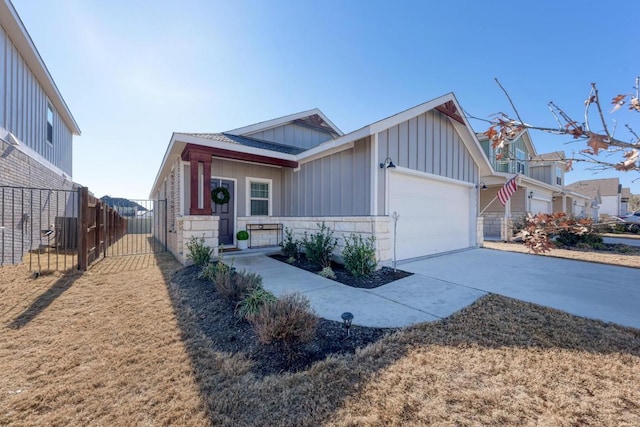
[530,199,551,214]
[389,172,472,260]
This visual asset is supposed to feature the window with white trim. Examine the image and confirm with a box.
[248,178,271,216]
[556,166,563,185]
[46,104,54,145]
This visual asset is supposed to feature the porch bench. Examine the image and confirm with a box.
[246,223,283,248]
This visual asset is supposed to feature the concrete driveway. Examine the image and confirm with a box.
[400,248,640,329]
[232,248,639,329]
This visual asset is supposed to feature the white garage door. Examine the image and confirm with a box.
[530,199,551,214]
[389,171,472,260]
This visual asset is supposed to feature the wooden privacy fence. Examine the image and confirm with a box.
[78,187,128,270]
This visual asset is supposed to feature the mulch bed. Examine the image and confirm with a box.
[170,266,395,376]
[560,243,640,254]
[269,253,412,289]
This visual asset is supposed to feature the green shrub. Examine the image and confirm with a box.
[556,229,603,247]
[216,268,261,301]
[280,228,300,260]
[186,235,213,267]
[235,286,277,320]
[236,230,249,240]
[250,293,318,348]
[342,233,377,278]
[302,222,337,269]
[198,261,220,281]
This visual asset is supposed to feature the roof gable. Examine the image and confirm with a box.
[566,178,620,196]
[226,108,343,139]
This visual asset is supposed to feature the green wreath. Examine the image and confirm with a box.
[211,186,230,205]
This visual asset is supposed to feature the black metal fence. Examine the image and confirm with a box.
[1,186,79,271]
[1,186,168,271]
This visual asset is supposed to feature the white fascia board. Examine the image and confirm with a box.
[226,108,343,137]
[0,0,80,135]
[451,119,494,177]
[149,134,181,199]
[367,93,454,134]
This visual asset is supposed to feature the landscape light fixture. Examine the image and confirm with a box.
[341,312,354,337]
[379,157,396,169]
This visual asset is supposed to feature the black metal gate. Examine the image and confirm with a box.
[101,197,167,256]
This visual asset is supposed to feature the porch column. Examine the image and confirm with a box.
[183,150,213,215]
[562,194,567,213]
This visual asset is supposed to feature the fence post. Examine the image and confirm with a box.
[78,187,89,271]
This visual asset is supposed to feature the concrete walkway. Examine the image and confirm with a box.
[232,248,640,329]
[232,255,485,328]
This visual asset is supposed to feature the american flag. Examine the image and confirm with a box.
[497,175,518,206]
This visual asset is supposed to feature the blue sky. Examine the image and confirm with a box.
[12,0,640,198]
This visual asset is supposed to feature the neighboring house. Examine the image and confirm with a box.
[477,130,592,239]
[565,178,627,218]
[0,0,81,264]
[150,93,493,264]
[621,187,631,213]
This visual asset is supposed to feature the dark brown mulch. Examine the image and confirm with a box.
[269,253,412,289]
[169,266,395,377]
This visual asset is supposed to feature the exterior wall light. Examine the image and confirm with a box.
[528,191,534,199]
[379,157,396,169]
[341,312,354,337]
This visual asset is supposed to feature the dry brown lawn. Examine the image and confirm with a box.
[1,248,639,426]
[484,240,640,268]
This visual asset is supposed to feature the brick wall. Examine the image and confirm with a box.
[1,139,76,265]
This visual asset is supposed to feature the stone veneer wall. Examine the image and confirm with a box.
[172,216,219,265]
[482,212,502,239]
[476,216,484,247]
[237,216,394,264]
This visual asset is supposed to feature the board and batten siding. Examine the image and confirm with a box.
[282,137,372,216]
[247,122,335,150]
[376,110,478,214]
[0,24,73,176]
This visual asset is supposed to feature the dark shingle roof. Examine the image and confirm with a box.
[187,133,305,155]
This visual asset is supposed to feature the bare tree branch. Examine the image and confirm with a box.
[591,82,611,137]
[494,78,525,126]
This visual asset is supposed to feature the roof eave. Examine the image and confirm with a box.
[0,0,80,135]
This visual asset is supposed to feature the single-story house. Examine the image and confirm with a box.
[150,93,493,265]
[566,178,625,219]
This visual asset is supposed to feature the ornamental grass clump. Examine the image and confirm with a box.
[342,233,377,278]
[249,293,318,349]
[186,235,213,267]
[302,222,337,269]
[235,286,277,320]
